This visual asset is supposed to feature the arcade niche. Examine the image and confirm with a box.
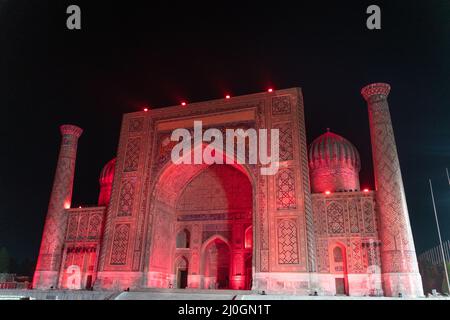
[147,163,253,290]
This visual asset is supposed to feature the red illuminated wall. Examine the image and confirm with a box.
[98,158,116,206]
[33,125,83,289]
[90,88,316,293]
[33,86,424,297]
[310,166,360,193]
[309,131,361,193]
[176,164,252,290]
[58,207,105,290]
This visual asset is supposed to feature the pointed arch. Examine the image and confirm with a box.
[176,228,191,248]
[330,241,349,295]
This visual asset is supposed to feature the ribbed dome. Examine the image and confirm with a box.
[308,130,361,193]
[309,130,360,171]
[99,158,116,186]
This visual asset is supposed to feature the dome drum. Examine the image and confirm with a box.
[309,131,361,193]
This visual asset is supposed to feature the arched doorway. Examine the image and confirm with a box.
[202,237,231,289]
[174,256,189,289]
[144,140,255,289]
[331,244,349,295]
[176,164,253,290]
[145,158,254,290]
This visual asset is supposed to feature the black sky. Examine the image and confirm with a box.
[0,0,449,264]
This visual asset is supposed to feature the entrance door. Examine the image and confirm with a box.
[244,254,252,290]
[203,238,231,289]
[332,245,348,295]
[217,266,229,289]
[178,269,188,289]
[85,275,93,289]
[175,257,189,289]
[335,278,346,295]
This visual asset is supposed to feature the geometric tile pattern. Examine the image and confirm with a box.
[316,239,330,273]
[276,168,297,209]
[67,215,79,241]
[326,201,345,234]
[272,96,291,115]
[124,137,141,172]
[348,200,359,233]
[311,193,382,276]
[118,179,135,216]
[349,238,363,273]
[276,123,294,161]
[88,214,103,239]
[129,117,144,133]
[176,165,252,212]
[110,224,130,265]
[77,214,89,239]
[363,201,375,233]
[64,209,105,243]
[277,219,299,264]
[363,85,420,275]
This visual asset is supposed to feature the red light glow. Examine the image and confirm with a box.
[225,95,231,99]
[325,191,331,195]
[143,108,148,112]
[268,88,273,92]
[363,188,369,193]
[181,102,187,106]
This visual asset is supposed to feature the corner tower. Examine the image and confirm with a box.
[361,83,423,297]
[33,124,83,289]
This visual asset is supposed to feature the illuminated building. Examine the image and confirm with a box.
[33,84,423,297]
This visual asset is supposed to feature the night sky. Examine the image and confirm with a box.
[0,1,449,266]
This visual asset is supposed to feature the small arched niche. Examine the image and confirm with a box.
[176,229,190,248]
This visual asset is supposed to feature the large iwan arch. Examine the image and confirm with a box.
[144,149,254,290]
[89,89,317,294]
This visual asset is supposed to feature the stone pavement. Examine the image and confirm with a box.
[0,289,449,300]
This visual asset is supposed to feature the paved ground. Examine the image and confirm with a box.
[117,290,450,300]
[1,289,449,300]
[115,288,249,300]
[239,294,450,300]
[115,292,237,300]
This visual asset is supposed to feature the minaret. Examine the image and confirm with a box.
[361,83,423,297]
[33,124,83,289]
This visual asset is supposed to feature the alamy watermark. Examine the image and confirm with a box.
[66,5,381,31]
[66,5,81,30]
[366,5,381,30]
[170,121,280,176]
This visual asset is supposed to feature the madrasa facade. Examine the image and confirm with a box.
[32,83,424,297]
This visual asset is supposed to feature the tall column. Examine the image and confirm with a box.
[361,83,423,297]
[33,125,83,289]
